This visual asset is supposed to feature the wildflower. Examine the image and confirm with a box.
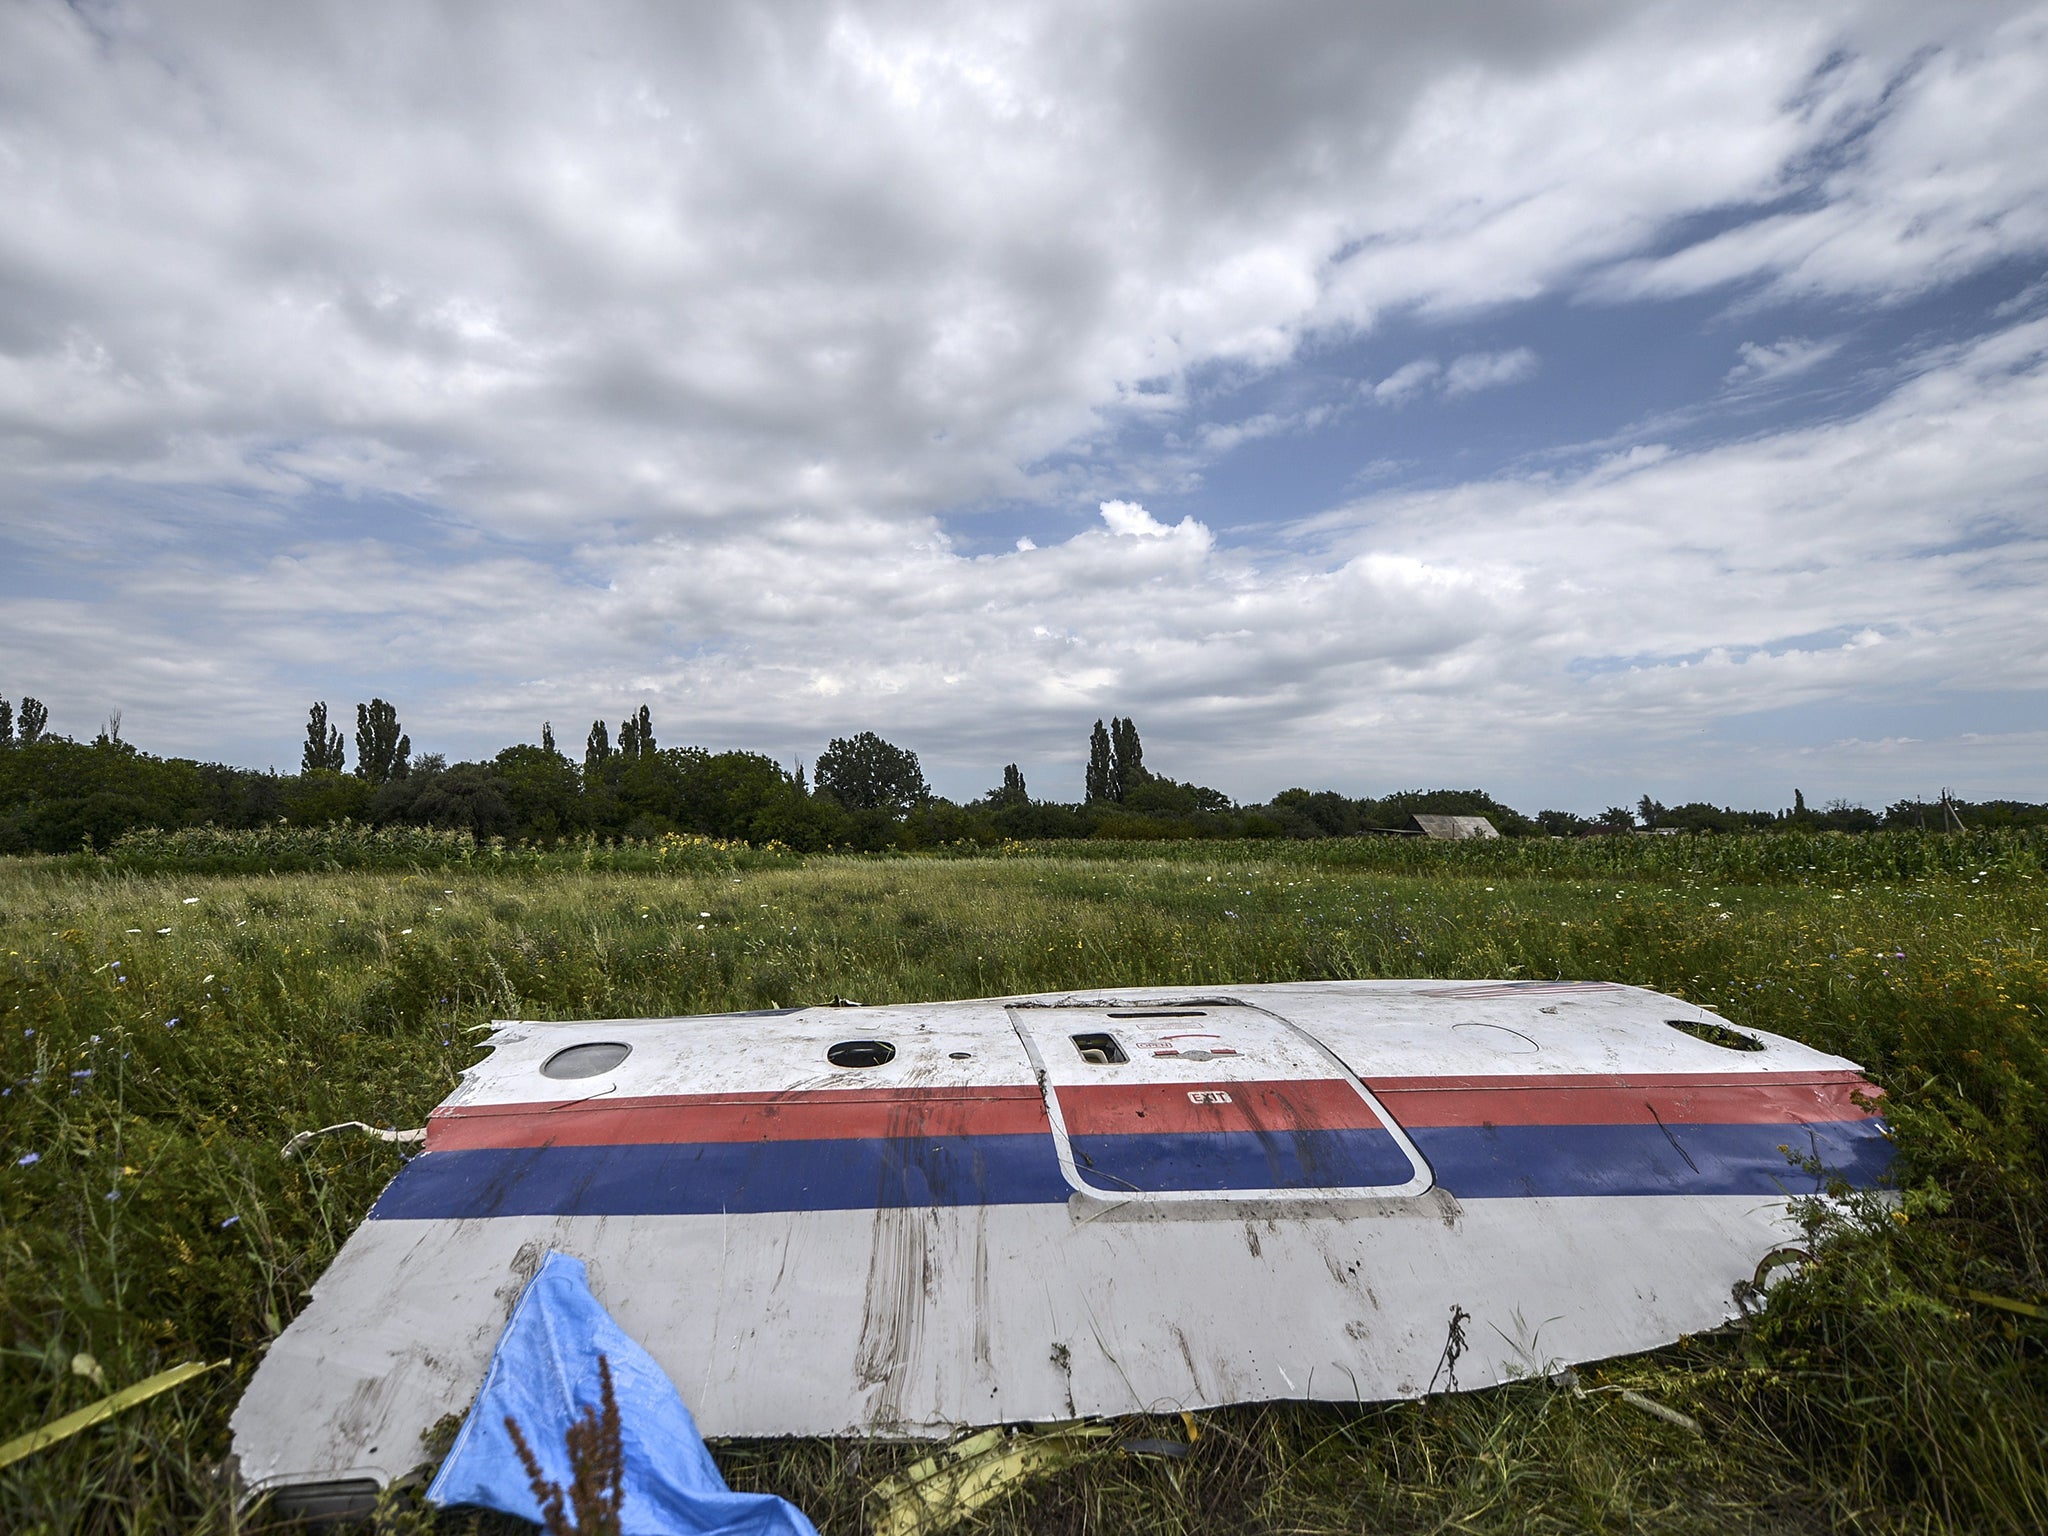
[220,1215,240,1229]
[182,897,199,905]
[104,1190,120,1202]
[202,974,214,983]
[164,1018,179,1029]
[15,1152,38,1167]
[156,927,172,935]
[71,1068,93,1079]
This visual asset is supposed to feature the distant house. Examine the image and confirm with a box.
[1411,814,1500,841]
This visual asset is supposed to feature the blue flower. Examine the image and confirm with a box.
[14,1152,38,1167]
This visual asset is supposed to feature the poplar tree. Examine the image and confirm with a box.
[0,697,12,745]
[1085,720,1113,802]
[584,720,612,777]
[617,704,655,761]
[18,697,48,746]
[1110,716,1147,801]
[301,702,347,773]
[1000,763,1028,805]
[353,699,411,784]
[541,722,557,756]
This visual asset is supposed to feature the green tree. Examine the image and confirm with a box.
[353,699,410,785]
[1109,716,1148,801]
[815,731,929,815]
[283,769,371,826]
[541,721,557,756]
[988,763,1028,807]
[18,696,49,745]
[374,760,515,836]
[495,744,583,839]
[0,697,12,745]
[301,702,347,773]
[617,704,655,762]
[584,719,612,777]
[1085,720,1113,802]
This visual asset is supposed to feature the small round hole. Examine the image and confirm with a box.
[541,1042,632,1079]
[827,1039,896,1069]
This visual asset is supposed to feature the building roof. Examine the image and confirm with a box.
[1411,813,1499,840]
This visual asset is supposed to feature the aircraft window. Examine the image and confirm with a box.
[1070,1032,1129,1065]
[540,1042,631,1079]
[827,1039,896,1068]
[1107,1009,1206,1019]
[1667,1019,1765,1052]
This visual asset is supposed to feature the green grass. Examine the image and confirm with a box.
[3,843,2045,1533]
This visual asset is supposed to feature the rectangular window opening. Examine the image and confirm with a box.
[1069,1032,1129,1065]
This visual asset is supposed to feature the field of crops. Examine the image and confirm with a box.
[3,836,2044,1533]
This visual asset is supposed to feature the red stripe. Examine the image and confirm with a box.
[1369,1076,1881,1128]
[428,1085,1048,1151]
[1055,1078,1386,1136]
[426,1070,1884,1150]
[1362,1069,1875,1092]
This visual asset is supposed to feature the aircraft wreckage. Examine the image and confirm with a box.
[231,979,1892,1513]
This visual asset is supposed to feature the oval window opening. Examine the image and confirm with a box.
[1667,1019,1765,1052]
[541,1042,632,1079]
[828,1039,896,1069]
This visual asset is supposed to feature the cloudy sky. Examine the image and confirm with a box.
[4,0,2046,812]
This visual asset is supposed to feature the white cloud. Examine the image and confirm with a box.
[7,313,2045,812]
[1369,348,1536,403]
[1370,359,1442,404]
[1600,8,2048,306]
[2,2,2038,535]
[1098,498,1212,547]
[1724,336,1845,388]
[1442,348,1540,397]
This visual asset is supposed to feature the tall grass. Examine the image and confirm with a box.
[100,823,796,876]
[1,850,2043,1532]
[1021,825,2048,887]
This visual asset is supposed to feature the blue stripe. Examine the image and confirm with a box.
[1415,1120,1893,1199]
[1067,1127,1416,1193]
[369,1133,1070,1219]
[368,1120,1893,1219]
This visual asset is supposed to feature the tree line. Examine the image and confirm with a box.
[0,691,2042,857]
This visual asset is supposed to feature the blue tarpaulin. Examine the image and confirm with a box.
[426,1251,817,1536]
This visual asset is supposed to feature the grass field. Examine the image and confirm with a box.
[3,839,2045,1533]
